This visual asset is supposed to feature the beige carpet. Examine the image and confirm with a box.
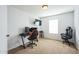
[9,38,79,54]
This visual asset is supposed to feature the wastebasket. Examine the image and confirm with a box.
[39,31,44,38]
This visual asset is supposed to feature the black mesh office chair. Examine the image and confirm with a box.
[61,27,73,46]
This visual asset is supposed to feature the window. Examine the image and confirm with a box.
[49,19,58,34]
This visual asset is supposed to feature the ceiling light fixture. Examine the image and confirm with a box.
[42,5,48,10]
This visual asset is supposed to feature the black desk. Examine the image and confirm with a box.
[19,33,28,49]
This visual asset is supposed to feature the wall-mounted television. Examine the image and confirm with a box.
[34,19,42,26]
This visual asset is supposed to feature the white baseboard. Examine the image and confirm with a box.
[43,37,63,42]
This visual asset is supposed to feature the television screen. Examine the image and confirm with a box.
[34,19,42,26]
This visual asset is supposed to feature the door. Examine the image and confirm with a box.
[0,5,7,54]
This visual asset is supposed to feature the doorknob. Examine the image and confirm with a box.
[6,34,10,37]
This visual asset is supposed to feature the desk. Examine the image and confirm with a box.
[19,33,29,49]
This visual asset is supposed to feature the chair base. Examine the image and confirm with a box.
[62,39,71,46]
[27,42,37,48]
[34,39,38,42]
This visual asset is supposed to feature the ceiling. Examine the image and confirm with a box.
[11,5,77,18]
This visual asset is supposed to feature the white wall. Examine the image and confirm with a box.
[74,7,79,49]
[40,12,74,42]
[7,6,34,50]
[0,5,7,54]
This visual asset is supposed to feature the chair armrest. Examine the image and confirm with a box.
[61,33,65,35]
[60,33,66,37]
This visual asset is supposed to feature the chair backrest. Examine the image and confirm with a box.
[66,27,73,38]
[30,28,38,40]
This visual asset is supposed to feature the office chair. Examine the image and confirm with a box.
[27,28,38,48]
[61,27,73,46]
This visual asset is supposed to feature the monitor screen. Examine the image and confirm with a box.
[25,27,29,32]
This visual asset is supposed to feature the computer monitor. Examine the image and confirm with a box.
[25,27,29,32]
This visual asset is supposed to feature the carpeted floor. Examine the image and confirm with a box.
[8,38,79,54]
